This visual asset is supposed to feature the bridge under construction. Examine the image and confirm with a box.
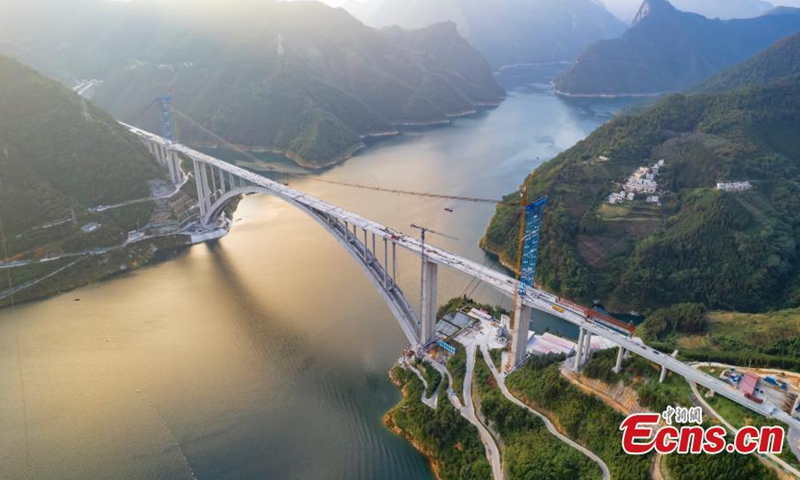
[123,122,800,432]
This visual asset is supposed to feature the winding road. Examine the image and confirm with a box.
[404,361,438,409]
[464,344,505,480]
[480,346,611,480]
[424,355,502,480]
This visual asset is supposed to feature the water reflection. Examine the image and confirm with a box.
[0,66,640,480]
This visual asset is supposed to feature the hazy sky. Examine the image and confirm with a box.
[324,0,800,21]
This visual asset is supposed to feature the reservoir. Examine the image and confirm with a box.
[0,66,638,480]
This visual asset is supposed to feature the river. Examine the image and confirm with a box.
[0,66,640,480]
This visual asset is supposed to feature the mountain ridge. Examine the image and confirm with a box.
[343,0,628,67]
[691,33,800,94]
[0,1,504,168]
[554,0,800,96]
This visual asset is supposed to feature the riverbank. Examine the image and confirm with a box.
[186,101,505,171]
[0,234,193,308]
[384,365,492,480]
[551,86,666,99]
[384,368,443,480]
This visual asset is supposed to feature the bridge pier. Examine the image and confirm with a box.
[362,229,368,261]
[581,330,593,366]
[154,143,165,167]
[660,365,668,383]
[192,160,207,217]
[420,260,438,346]
[613,346,625,374]
[197,161,211,219]
[574,328,586,370]
[210,163,218,195]
[573,328,593,371]
[166,150,177,182]
[510,303,531,368]
[383,238,389,289]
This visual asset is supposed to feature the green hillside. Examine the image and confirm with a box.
[554,0,800,96]
[0,54,161,260]
[482,81,800,313]
[1,1,504,168]
[692,32,800,94]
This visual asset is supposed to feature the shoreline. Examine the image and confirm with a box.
[187,99,506,171]
[552,86,666,99]
[495,60,571,72]
[384,367,443,480]
[0,233,195,309]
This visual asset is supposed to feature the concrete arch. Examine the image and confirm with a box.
[203,185,422,347]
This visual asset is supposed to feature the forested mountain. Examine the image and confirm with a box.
[602,0,775,22]
[0,54,161,258]
[554,0,800,96]
[0,0,504,168]
[483,79,800,313]
[691,33,800,94]
[342,0,627,67]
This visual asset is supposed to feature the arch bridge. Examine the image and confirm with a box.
[122,123,800,430]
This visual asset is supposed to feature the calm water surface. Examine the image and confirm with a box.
[0,67,640,480]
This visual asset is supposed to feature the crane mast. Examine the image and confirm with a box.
[508,181,547,371]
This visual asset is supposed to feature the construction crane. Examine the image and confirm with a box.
[508,180,547,371]
[155,96,177,143]
[411,224,458,253]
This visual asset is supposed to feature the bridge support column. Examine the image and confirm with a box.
[510,303,531,369]
[218,167,226,193]
[165,149,178,184]
[420,260,438,346]
[659,365,668,383]
[175,151,185,183]
[581,331,593,366]
[210,165,218,197]
[194,160,213,221]
[574,328,586,370]
[613,346,625,374]
[193,160,207,217]
[392,243,396,286]
[383,238,389,289]
[154,144,164,166]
